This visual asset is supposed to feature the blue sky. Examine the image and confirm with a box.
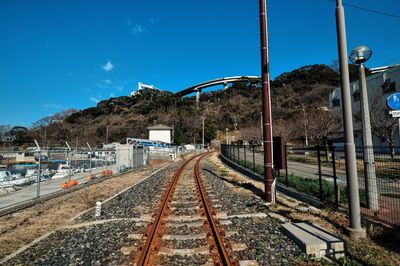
[0,0,399,126]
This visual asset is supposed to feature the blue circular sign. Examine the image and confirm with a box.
[387,93,400,110]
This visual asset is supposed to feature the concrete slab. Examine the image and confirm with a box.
[162,232,206,240]
[281,223,327,258]
[239,260,259,266]
[296,223,344,251]
[216,212,268,219]
[158,245,209,256]
[282,222,345,259]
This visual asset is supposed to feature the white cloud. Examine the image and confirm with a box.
[110,93,115,98]
[43,103,62,109]
[89,97,100,103]
[148,18,157,24]
[103,79,112,84]
[102,61,114,71]
[131,24,147,34]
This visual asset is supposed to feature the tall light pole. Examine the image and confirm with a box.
[259,0,274,203]
[335,0,365,239]
[225,128,228,145]
[349,45,379,210]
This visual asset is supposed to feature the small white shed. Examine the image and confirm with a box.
[148,124,173,144]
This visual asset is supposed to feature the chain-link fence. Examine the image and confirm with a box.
[221,144,400,226]
[0,144,146,212]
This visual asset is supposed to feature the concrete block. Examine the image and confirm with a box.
[281,222,346,259]
[282,223,327,258]
[296,223,344,251]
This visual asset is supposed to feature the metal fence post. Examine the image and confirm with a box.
[332,146,339,208]
[237,144,240,164]
[252,145,256,173]
[317,145,323,201]
[136,146,139,168]
[285,144,289,186]
[244,145,247,168]
[36,150,41,198]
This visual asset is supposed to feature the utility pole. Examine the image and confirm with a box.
[335,0,365,239]
[202,117,205,150]
[259,0,274,203]
[302,104,308,146]
[234,116,238,131]
[105,126,109,144]
[34,140,41,198]
[65,141,72,184]
[260,111,263,143]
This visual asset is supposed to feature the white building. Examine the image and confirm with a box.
[148,124,173,144]
[329,65,400,147]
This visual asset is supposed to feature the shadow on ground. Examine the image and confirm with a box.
[203,168,264,199]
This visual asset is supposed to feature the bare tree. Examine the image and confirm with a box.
[306,108,342,146]
[0,125,11,136]
[273,118,296,143]
[369,89,398,157]
[239,126,262,145]
[32,109,78,129]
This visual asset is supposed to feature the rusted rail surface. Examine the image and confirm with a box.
[194,153,235,265]
[134,153,236,265]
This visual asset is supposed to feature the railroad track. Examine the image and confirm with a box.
[134,153,238,265]
[3,154,302,265]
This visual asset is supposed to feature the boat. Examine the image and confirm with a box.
[52,164,73,179]
[0,170,33,187]
[25,168,52,183]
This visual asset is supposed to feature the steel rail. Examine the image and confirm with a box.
[134,154,202,265]
[194,153,236,266]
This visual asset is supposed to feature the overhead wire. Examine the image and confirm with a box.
[328,0,400,19]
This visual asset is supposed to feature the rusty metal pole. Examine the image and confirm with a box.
[259,0,274,203]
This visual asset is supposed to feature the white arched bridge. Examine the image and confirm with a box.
[174,76,261,102]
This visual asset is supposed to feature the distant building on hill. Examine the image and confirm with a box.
[147,124,173,144]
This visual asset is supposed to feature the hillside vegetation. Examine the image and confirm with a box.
[11,64,364,147]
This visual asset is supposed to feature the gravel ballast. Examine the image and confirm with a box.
[3,155,304,265]
[201,160,303,265]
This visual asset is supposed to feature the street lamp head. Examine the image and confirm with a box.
[349,45,372,64]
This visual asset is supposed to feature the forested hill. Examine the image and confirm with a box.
[20,64,362,146]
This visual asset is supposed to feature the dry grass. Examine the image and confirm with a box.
[0,160,170,259]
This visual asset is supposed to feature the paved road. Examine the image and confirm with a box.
[0,165,118,211]
[225,148,400,194]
